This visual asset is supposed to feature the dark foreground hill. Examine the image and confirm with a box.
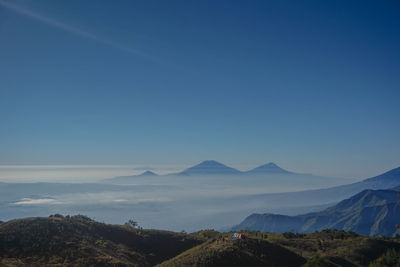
[2,217,400,266]
[0,216,202,266]
[233,189,400,236]
[265,230,400,266]
[162,229,400,267]
[156,238,306,267]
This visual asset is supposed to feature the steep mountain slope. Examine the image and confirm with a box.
[241,166,400,213]
[246,162,294,174]
[361,166,400,189]
[233,189,400,236]
[0,216,202,266]
[178,160,242,175]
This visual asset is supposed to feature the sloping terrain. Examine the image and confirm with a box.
[241,166,400,211]
[156,238,306,267]
[1,218,400,266]
[269,230,400,266]
[159,230,400,267]
[233,189,400,236]
[0,216,202,266]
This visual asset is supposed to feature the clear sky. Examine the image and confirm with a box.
[0,0,399,178]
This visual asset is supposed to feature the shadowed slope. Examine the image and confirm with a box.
[0,216,202,266]
[233,189,400,236]
[156,238,306,267]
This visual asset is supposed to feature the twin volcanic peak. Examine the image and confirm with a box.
[178,160,294,175]
[105,161,295,182]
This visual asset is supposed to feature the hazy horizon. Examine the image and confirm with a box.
[0,160,395,183]
[0,163,363,231]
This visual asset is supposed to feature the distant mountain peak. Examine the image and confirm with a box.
[140,170,157,176]
[196,160,228,167]
[247,162,294,174]
[264,162,279,168]
[179,160,241,175]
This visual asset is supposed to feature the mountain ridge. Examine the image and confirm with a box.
[104,160,298,181]
[177,160,296,176]
[238,165,400,215]
[232,188,400,236]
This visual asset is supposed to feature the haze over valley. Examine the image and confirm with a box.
[1,160,398,233]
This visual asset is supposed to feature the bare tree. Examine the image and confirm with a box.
[125,219,139,228]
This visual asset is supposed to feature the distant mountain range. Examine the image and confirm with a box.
[103,160,297,183]
[102,170,159,183]
[178,160,296,175]
[232,187,400,236]
[237,166,400,214]
[105,160,297,183]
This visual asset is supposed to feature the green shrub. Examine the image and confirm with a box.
[369,248,400,267]
[302,254,335,267]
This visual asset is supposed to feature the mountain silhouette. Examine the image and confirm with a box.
[246,162,294,174]
[232,188,400,236]
[139,170,158,176]
[178,160,241,175]
[102,170,158,183]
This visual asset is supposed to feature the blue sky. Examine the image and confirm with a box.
[0,0,399,178]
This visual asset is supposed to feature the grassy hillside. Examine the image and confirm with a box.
[183,230,400,267]
[267,230,400,266]
[156,238,306,267]
[1,217,400,266]
[0,215,202,266]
